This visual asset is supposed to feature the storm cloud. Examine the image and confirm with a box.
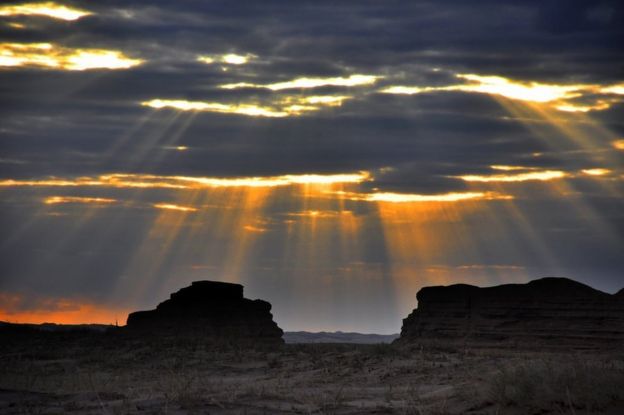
[0,0,622,332]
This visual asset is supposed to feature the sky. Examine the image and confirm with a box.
[0,0,623,333]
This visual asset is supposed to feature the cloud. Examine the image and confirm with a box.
[0,0,622,331]
[0,2,91,21]
[152,203,198,212]
[43,196,117,205]
[0,43,143,70]
[381,73,624,112]
[197,53,256,65]
[335,190,512,203]
[459,170,568,183]
[220,74,380,91]
[0,171,371,189]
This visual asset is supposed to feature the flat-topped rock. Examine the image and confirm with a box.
[126,281,283,343]
[399,277,624,346]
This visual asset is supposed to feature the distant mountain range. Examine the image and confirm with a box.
[1,322,398,343]
[283,331,398,344]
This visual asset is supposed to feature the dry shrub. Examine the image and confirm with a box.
[488,355,624,412]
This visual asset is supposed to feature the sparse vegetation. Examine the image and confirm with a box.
[0,330,622,414]
[487,355,624,413]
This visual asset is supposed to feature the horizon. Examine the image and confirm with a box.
[1,276,621,334]
[1,1,623,334]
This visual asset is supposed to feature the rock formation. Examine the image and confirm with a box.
[399,277,624,345]
[126,281,283,343]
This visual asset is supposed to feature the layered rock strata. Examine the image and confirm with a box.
[399,277,624,345]
[126,281,283,342]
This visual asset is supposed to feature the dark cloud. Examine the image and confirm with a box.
[0,0,622,331]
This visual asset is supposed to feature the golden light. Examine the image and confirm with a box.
[196,55,214,64]
[379,85,434,95]
[0,171,370,190]
[243,225,268,233]
[142,94,353,117]
[280,95,351,114]
[162,145,189,151]
[581,168,611,176]
[220,74,380,91]
[380,73,624,112]
[363,191,512,203]
[283,172,369,185]
[330,190,512,203]
[455,74,579,103]
[222,53,251,65]
[197,53,255,65]
[141,99,288,117]
[0,43,143,70]
[0,2,91,21]
[7,22,26,29]
[153,203,198,212]
[460,170,567,183]
[602,84,624,95]
[490,165,538,171]
[555,102,611,113]
[286,210,345,218]
[612,139,624,150]
[43,196,117,205]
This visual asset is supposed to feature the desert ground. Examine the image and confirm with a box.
[1,329,623,415]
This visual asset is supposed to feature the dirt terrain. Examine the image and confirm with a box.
[1,330,623,414]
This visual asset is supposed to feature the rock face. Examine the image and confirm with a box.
[126,281,283,343]
[399,278,624,345]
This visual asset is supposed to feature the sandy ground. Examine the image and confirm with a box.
[0,331,623,414]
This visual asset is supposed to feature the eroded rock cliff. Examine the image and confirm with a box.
[399,277,624,345]
[126,281,283,343]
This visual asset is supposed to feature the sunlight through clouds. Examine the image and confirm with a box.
[43,196,117,205]
[197,53,256,65]
[381,73,624,112]
[141,99,289,117]
[333,190,513,203]
[0,43,143,70]
[0,2,91,21]
[0,171,371,190]
[459,170,568,183]
[141,95,353,117]
[612,140,624,150]
[153,203,199,212]
[220,74,380,91]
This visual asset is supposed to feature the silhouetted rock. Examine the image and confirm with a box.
[126,281,283,343]
[399,277,624,345]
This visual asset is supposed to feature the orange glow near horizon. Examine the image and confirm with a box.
[0,292,128,325]
[3,158,618,326]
